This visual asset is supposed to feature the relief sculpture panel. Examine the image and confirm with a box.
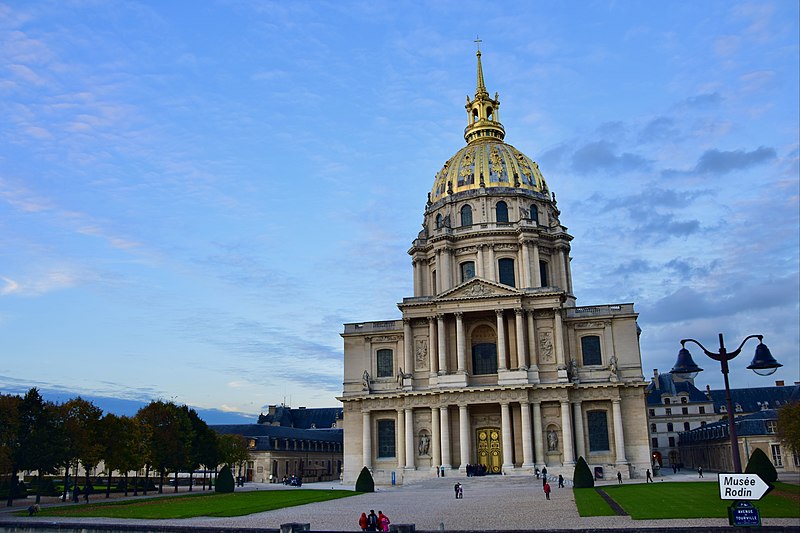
[414,338,429,371]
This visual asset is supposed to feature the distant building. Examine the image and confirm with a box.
[213,405,343,483]
[646,371,798,469]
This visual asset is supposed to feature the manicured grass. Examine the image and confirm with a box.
[602,482,800,520]
[24,490,358,519]
[573,488,616,517]
[774,482,800,495]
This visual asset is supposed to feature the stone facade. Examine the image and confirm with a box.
[339,50,651,485]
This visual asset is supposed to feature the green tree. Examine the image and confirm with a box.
[183,407,215,492]
[355,466,374,492]
[745,447,778,483]
[196,427,221,491]
[572,456,594,488]
[0,394,22,507]
[136,401,193,493]
[777,401,800,456]
[60,397,103,502]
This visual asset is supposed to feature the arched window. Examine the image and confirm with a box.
[472,109,479,123]
[539,261,549,287]
[460,204,473,226]
[496,201,509,223]
[580,335,602,366]
[376,349,393,378]
[681,397,688,404]
[460,261,475,283]
[487,107,494,121]
[530,204,538,224]
[664,398,671,405]
[435,213,443,229]
[498,258,515,287]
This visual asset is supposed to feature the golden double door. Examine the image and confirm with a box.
[476,427,502,474]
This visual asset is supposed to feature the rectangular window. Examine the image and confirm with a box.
[682,407,688,415]
[539,261,549,287]
[581,336,602,366]
[771,444,783,467]
[498,258,515,287]
[651,437,659,448]
[766,421,777,434]
[793,450,800,467]
[587,410,610,452]
[699,406,705,414]
[648,409,655,417]
[377,419,396,458]
[668,436,675,447]
[461,261,476,283]
[376,349,393,378]
[665,408,672,415]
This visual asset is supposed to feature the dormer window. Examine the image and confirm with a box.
[664,398,671,405]
[681,397,688,404]
[735,403,743,412]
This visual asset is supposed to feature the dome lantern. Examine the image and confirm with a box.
[464,50,505,143]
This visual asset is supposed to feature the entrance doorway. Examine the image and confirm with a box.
[476,427,502,474]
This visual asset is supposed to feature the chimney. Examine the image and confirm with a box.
[776,380,784,387]
[653,369,660,390]
[706,384,711,399]
[268,404,277,416]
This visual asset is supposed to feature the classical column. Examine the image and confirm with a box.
[455,312,466,373]
[554,310,565,368]
[437,314,447,374]
[520,240,531,287]
[428,317,438,374]
[515,308,527,369]
[431,406,441,471]
[405,408,415,469]
[440,406,452,468]
[565,253,574,294]
[603,321,614,365]
[362,410,372,469]
[533,401,544,466]
[527,311,539,370]
[532,243,541,287]
[476,244,485,278]
[573,401,586,460]
[501,402,513,470]
[403,319,413,377]
[412,259,420,296]
[496,309,508,371]
[558,248,568,290]
[488,244,496,281]
[396,408,406,469]
[560,400,575,465]
[521,401,534,467]
[459,404,470,470]
[442,248,452,292]
[612,399,628,464]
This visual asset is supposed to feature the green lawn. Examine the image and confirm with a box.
[573,488,616,517]
[23,490,358,519]
[601,482,800,520]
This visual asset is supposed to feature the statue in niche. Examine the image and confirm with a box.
[418,432,430,456]
[568,358,579,382]
[608,356,618,380]
[362,370,371,392]
[547,430,559,452]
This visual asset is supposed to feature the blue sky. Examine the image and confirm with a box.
[1,1,797,422]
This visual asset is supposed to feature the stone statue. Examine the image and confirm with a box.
[568,358,578,382]
[608,356,618,377]
[362,370,370,392]
[547,430,558,452]
[418,433,430,456]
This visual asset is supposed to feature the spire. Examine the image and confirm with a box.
[464,44,504,143]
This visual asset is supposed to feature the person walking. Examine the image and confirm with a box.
[366,509,379,531]
[378,511,390,532]
[543,481,551,500]
[558,474,564,488]
[617,471,623,484]
[646,469,653,483]
[454,482,462,499]
[358,512,368,531]
[541,466,548,487]
[698,466,703,478]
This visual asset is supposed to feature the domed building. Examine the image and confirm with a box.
[340,51,651,484]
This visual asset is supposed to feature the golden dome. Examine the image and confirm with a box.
[430,50,549,203]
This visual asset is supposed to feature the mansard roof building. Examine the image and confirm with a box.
[339,51,651,485]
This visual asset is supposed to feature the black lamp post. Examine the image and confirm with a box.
[670,333,781,473]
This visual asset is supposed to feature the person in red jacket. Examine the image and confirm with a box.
[543,481,551,500]
[358,512,368,531]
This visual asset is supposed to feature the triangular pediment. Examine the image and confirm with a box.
[436,277,521,300]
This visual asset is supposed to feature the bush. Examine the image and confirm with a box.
[355,466,374,492]
[215,465,235,493]
[745,448,778,483]
[0,478,28,500]
[573,456,594,488]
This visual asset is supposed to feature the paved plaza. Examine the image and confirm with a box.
[1,471,798,531]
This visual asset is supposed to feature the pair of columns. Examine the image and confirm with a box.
[361,398,628,470]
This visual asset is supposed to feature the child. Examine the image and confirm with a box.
[543,481,551,500]
[378,511,390,532]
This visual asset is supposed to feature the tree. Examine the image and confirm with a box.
[572,456,594,488]
[355,466,374,492]
[60,397,103,502]
[745,448,778,483]
[218,433,249,473]
[183,407,215,492]
[215,464,234,493]
[777,401,800,456]
[0,394,22,507]
[196,427,221,491]
[136,401,193,493]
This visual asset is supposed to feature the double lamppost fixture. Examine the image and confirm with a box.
[669,333,782,473]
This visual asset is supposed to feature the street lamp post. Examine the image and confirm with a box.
[670,333,781,473]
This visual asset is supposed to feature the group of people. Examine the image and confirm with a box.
[281,474,302,487]
[464,463,489,477]
[358,509,390,532]
[454,482,463,499]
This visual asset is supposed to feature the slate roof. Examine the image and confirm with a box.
[645,373,710,405]
[678,409,779,444]
[708,385,798,414]
[211,424,342,452]
[256,405,343,429]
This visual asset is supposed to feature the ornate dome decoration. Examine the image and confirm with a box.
[429,50,550,204]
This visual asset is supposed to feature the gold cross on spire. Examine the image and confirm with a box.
[474,36,482,52]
